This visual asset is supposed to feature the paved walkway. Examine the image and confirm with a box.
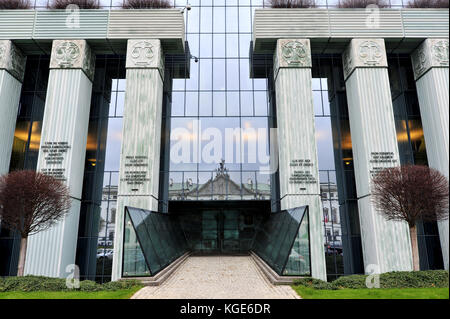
[131,256,300,299]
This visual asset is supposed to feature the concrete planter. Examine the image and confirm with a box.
[0,9,185,53]
[252,8,449,53]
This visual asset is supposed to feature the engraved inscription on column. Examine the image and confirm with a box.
[40,141,71,181]
[369,151,398,177]
[289,159,317,191]
[120,156,150,191]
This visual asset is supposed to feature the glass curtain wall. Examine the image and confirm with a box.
[388,54,444,270]
[0,55,49,276]
[76,56,127,283]
[165,0,273,203]
[311,56,363,281]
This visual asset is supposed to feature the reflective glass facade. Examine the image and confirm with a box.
[0,2,445,281]
[388,54,444,271]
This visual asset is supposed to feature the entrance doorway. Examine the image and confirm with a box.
[169,201,270,255]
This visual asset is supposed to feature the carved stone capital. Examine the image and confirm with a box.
[126,39,164,77]
[411,39,449,81]
[274,39,311,80]
[342,39,388,81]
[50,40,96,82]
[0,40,27,83]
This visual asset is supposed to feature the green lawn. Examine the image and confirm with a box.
[293,286,449,299]
[0,286,142,299]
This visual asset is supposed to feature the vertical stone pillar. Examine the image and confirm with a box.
[274,39,326,280]
[411,39,449,270]
[343,39,412,273]
[112,39,164,281]
[25,40,95,277]
[0,40,26,175]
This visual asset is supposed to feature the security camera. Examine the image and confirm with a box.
[190,55,199,63]
[181,5,191,13]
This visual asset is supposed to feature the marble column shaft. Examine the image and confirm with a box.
[343,38,412,273]
[274,39,327,280]
[411,38,449,270]
[112,39,164,281]
[25,40,95,277]
[0,40,26,175]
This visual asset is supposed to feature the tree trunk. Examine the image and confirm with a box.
[17,237,28,276]
[409,224,420,271]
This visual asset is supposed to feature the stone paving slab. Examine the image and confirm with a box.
[131,256,300,299]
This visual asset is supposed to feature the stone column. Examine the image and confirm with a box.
[343,39,413,273]
[274,39,326,280]
[411,38,449,270]
[25,40,95,277]
[112,39,164,281]
[0,40,26,175]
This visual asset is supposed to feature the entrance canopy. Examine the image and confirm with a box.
[122,204,311,278]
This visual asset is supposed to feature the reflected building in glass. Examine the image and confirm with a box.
[0,1,448,282]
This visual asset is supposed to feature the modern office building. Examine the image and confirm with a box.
[0,1,448,283]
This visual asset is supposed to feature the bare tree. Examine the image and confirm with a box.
[0,0,31,9]
[338,0,388,8]
[407,0,449,8]
[266,0,316,8]
[122,0,173,9]
[371,165,449,271]
[0,170,71,276]
[47,0,101,9]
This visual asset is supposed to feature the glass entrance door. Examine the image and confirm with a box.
[220,210,240,254]
[171,201,269,255]
[202,209,241,254]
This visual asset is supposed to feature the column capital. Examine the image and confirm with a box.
[274,39,311,80]
[126,39,164,78]
[411,38,449,81]
[342,38,388,81]
[49,40,96,82]
[0,40,27,82]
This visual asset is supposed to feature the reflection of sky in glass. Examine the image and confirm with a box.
[169,0,271,175]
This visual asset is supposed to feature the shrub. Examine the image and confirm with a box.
[293,270,449,290]
[79,280,101,291]
[331,274,367,289]
[338,0,388,8]
[407,0,449,8]
[0,276,66,292]
[0,275,143,292]
[0,0,31,9]
[47,0,101,9]
[122,0,173,9]
[293,277,337,290]
[102,279,143,290]
[266,0,316,8]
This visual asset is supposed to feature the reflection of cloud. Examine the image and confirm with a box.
[315,129,329,140]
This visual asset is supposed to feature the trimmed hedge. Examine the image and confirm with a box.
[0,275,142,292]
[293,270,449,290]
